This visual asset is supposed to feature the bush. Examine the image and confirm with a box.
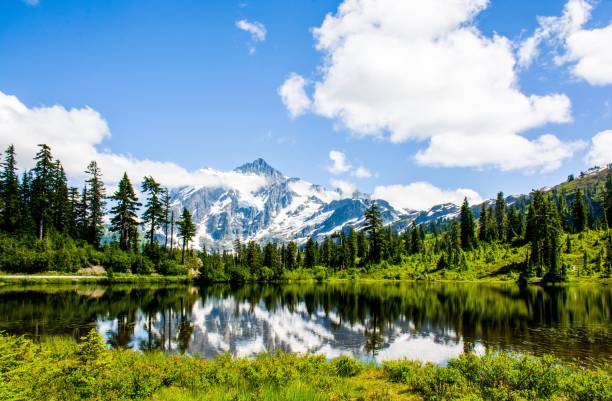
[131,255,155,275]
[158,259,187,276]
[332,355,362,377]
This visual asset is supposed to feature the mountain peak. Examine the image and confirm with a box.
[234,158,283,178]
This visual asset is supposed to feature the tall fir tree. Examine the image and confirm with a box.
[176,207,197,264]
[84,161,106,247]
[141,176,165,247]
[110,173,141,251]
[162,188,171,249]
[460,197,476,250]
[18,171,35,234]
[304,237,317,268]
[0,145,20,232]
[31,144,55,239]
[604,173,612,228]
[50,161,70,233]
[571,189,588,233]
[364,203,383,263]
[525,191,563,281]
[495,192,507,242]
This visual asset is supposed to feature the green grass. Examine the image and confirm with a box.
[0,331,610,401]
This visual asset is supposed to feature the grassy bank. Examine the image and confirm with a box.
[1,331,610,401]
[0,273,193,285]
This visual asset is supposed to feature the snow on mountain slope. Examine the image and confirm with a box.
[169,159,414,251]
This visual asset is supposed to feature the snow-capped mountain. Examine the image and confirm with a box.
[170,159,412,250]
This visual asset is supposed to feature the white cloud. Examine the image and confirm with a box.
[327,149,373,178]
[352,166,372,178]
[278,73,311,118]
[566,25,612,85]
[327,150,352,174]
[280,0,576,172]
[235,19,267,42]
[415,133,585,173]
[585,130,612,166]
[0,91,267,193]
[373,182,483,211]
[330,179,357,197]
[520,0,612,85]
[518,0,593,68]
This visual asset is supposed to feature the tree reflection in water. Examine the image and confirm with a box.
[0,282,609,367]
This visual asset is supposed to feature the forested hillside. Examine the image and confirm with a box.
[0,143,610,283]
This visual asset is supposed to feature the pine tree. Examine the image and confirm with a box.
[110,172,141,250]
[526,191,563,281]
[286,241,297,270]
[76,186,89,240]
[18,171,35,235]
[50,161,69,233]
[478,202,492,243]
[141,176,165,247]
[364,203,383,263]
[66,187,80,238]
[0,145,20,232]
[176,207,197,264]
[604,173,612,229]
[460,198,476,250]
[161,188,171,249]
[304,237,317,268]
[410,221,423,254]
[31,144,55,239]
[84,161,106,247]
[571,189,588,233]
[495,192,507,242]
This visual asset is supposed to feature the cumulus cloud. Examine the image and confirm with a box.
[235,19,267,42]
[415,133,586,173]
[330,179,357,197]
[352,166,372,178]
[327,150,351,174]
[280,0,578,172]
[520,0,612,85]
[278,73,311,118]
[0,91,267,193]
[373,182,483,211]
[585,130,612,166]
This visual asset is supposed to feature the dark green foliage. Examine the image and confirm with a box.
[364,203,383,263]
[31,144,55,239]
[176,208,197,265]
[1,145,20,232]
[604,173,612,228]
[109,173,141,251]
[84,161,106,247]
[141,176,165,247]
[495,192,507,242]
[460,197,476,250]
[526,191,565,282]
[571,189,589,233]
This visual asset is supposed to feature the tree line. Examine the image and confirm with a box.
[1,143,610,282]
[0,144,197,274]
[200,173,612,283]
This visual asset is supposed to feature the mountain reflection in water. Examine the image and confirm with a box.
[0,282,609,367]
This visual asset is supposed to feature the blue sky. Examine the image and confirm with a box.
[0,0,611,210]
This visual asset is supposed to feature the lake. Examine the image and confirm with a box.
[0,282,610,368]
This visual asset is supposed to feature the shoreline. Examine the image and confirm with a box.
[0,273,609,286]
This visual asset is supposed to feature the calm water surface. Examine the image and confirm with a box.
[0,282,610,367]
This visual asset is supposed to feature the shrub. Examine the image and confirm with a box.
[158,259,187,276]
[332,355,362,377]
